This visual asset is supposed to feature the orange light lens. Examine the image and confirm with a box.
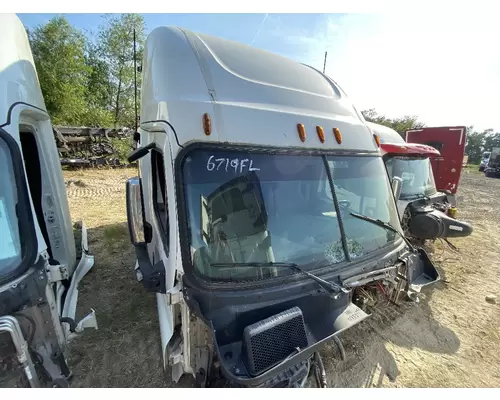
[316,126,325,143]
[333,128,342,144]
[297,123,306,142]
[373,134,381,147]
[203,113,211,136]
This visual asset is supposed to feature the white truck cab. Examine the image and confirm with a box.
[126,26,440,388]
[0,14,97,388]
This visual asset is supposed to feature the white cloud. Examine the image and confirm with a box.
[270,13,500,132]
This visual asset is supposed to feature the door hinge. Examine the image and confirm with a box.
[46,264,69,282]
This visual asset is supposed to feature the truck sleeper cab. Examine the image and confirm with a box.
[368,122,473,245]
[126,26,440,388]
[0,14,97,388]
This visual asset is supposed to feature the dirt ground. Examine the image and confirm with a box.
[63,166,500,388]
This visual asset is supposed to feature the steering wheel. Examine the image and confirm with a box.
[338,200,351,214]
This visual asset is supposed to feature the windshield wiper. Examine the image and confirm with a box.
[349,211,416,252]
[210,261,349,298]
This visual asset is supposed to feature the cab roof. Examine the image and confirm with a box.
[366,122,405,144]
[140,26,379,153]
[380,142,442,158]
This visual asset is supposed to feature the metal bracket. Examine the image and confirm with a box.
[166,283,184,305]
[67,309,99,341]
[46,264,69,283]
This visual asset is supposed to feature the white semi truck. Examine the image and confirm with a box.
[126,26,441,388]
[0,14,97,387]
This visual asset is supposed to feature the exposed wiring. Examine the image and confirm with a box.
[313,352,327,388]
[333,336,346,361]
[290,359,311,388]
[443,238,459,252]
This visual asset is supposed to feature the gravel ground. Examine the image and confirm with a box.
[63,167,500,388]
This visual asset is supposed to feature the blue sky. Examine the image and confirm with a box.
[16,13,500,132]
[18,13,336,62]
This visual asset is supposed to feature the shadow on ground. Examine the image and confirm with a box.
[67,222,195,388]
[68,223,460,388]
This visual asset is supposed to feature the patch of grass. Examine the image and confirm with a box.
[103,223,129,242]
[109,137,134,164]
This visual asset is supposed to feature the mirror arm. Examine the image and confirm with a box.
[128,142,156,163]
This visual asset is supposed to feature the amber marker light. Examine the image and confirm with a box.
[203,113,211,136]
[297,123,306,142]
[316,126,325,143]
[333,128,342,144]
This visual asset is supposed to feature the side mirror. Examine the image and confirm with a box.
[126,177,146,246]
[128,142,156,163]
[391,176,403,201]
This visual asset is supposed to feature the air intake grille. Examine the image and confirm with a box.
[242,307,308,376]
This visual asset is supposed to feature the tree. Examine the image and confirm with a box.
[28,17,89,125]
[362,109,426,139]
[98,14,145,128]
[82,41,114,127]
[464,128,485,164]
[483,130,500,152]
[465,128,500,164]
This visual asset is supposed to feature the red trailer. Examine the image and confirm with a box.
[405,126,467,201]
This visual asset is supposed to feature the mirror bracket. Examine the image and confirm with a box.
[135,246,166,294]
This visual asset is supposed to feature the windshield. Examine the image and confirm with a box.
[181,148,401,283]
[0,137,23,278]
[385,156,437,199]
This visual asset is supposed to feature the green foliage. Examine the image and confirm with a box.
[29,17,89,125]
[109,137,134,163]
[465,127,500,164]
[362,108,426,139]
[27,13,145,129]
[98,14,145,128]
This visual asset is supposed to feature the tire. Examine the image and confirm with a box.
[479,166,484,172]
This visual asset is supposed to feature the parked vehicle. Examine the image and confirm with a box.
[368,122,473,246]
[125,26,440,388]
[0,14,97,388]
[479,151,490,172]
[485,148,500,178]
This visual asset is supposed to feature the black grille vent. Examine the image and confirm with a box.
[242,307,308,376]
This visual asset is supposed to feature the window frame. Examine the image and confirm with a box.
[151,148,170,256]
[0,127,37,285]
[174,142,402,290]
